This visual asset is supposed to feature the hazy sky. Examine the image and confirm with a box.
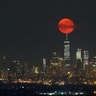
[0,0,96,65]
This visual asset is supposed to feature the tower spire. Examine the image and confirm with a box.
[66,34,68,41]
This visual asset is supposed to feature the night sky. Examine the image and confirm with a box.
[0,0,96,65]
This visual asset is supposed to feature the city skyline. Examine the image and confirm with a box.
[0,0,96,65]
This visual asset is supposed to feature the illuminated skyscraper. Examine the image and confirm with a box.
[43,58,46,72]
[64,35,70,67]
[75,48,82,76]
[92,56,96,73]
[76,48,82,61]
[64,40,70,61]
[50,52,59,66]
[83,50,89,69]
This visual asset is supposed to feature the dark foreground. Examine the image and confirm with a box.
[0,83,96,96]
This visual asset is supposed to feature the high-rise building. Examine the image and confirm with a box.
[93,56,96,65]
[43,58,46,72]
[13,60,23,78]
[92,56,96,72]
[64,40,70,67]
[75,48,82,76]
[50,52,59,66]
[76,49,82,61]
[83,50,89,69]
[50,52,64,80]
[64,40,70,60]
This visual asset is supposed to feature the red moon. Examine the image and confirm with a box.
[58,18,75,34]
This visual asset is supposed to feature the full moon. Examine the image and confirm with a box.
[58,18,75,34]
